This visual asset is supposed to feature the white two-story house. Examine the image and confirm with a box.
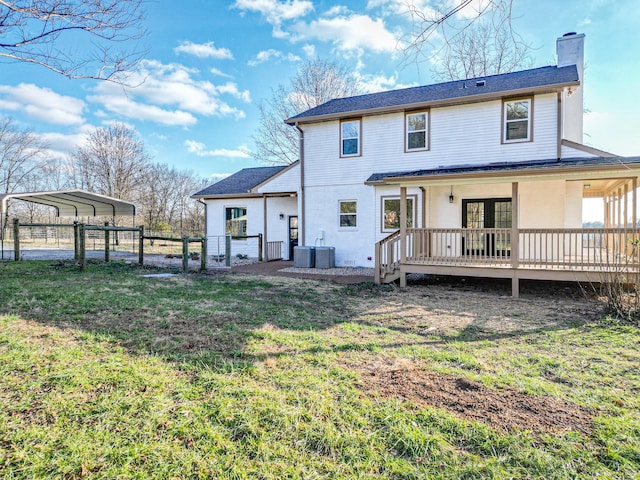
[286,32,640,295]
[197,33,640,296]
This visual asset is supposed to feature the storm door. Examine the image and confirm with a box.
[462,198,512,257]
[288,216,298,260]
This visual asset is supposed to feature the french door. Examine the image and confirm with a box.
[462,198,512,257]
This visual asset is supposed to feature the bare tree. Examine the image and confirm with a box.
[71,123,151,226]
[401,0,532,80]
[0,117,48,234]
[0,118,48,195]
[138,163,204,233]
[0,0,146,83]
[253,59,362,165]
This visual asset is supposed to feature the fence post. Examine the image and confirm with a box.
[79,223,86,271]
[73,221,79,260]
[258,233,263,262]
[182,236,189,273]
[13,218,19,261]
[138,226,144,266]
[104,222,110,263]
[200,237,207,271]
[225,235,231,267]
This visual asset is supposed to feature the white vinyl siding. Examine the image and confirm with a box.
[303,93,558,188]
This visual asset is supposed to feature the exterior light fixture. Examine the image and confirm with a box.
[584,184,591,190]
[279,213,285,220]
[449,186,454,204]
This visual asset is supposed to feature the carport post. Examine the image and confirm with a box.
[104,222,110,263]
[138,226,144,266]
[182,236,189,272]
[12,218,19,261]
[200,237,207,271]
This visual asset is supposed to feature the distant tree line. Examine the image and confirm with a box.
[0,118,206,235]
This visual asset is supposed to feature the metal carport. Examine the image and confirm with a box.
[1,190,136,260]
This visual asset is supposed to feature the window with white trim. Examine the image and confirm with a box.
[405,111,428,151]
[504,99,531,142]
[382,196,415,232]
[225,207,247,237]
[339,200,357,228]
[340,119,361,157]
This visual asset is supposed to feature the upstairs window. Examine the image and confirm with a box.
[406,111,429,151]
[225,207,247,237]
[341,119,361,157]
[339,200,357,228]
[504,99,531,142]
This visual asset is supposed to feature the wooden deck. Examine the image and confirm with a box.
[375,228,640,296]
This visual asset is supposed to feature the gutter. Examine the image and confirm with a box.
[295,122,305,246]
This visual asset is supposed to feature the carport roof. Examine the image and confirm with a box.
[0,190,136,217]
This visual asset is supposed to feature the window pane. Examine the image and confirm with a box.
[340,214,357,227]
[408,131,426,149]
[342,138,358,155]
[341,121,359,138]
[506,120,528,140]
[340,201,356,213]
[383,198,414,229]
[506,101,529,120]
[225,207,246,236]
[407,113,426,131]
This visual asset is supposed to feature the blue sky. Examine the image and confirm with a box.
[1,0,639,182]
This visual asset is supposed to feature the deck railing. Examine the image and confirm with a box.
[377,228,640,281]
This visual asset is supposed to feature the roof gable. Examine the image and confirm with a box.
[286,65,579,123]
[193,166,288,197]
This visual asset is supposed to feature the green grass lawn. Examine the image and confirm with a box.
[0,261,638,479]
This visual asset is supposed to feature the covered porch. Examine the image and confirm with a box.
[371,157,640,297]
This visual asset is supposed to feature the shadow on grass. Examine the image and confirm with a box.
[0,260,603,371]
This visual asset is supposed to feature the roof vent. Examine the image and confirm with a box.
[563,32,577,37]
[476,80,486,87]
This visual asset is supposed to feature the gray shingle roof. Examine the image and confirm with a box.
[367,156,640,183]
[286,65,579,123]
[194,166,287,196]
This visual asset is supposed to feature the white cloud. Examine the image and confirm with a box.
[0,83,85,126]
[210,68,233,78]
[185,140,251,158]
[87,60,249,127]
[248,49,301,66]
[302,44,316,57]
[233,0,314,37]
[291,14,399,54]
[174,41,233,59]
[354,72,416,93]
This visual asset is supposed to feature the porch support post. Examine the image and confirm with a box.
[400,186,407,288]
[633,177,637,230]
[263,195,268,261]
[511,182,520,298]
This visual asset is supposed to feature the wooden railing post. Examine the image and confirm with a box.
[258,233,263,262]
[104,222,110,263]
[12,218,19,261]
[225,235,231,267]
[138,226,144,266]
[374,240,381,284]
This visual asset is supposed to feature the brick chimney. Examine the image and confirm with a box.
[557,32,585,144]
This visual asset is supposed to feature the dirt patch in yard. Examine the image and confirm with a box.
[351,357,595,436]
